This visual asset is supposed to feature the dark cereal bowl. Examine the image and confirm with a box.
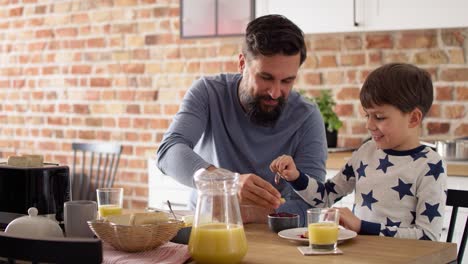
[267,212,300,233]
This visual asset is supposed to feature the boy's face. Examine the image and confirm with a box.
[364,104,422,151]
[237,53,300,126]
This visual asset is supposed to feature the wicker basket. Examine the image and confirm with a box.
[88,219,183,252]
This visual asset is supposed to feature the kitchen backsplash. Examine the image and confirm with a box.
[0,0,466,209]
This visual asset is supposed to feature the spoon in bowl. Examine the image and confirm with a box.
[166,200,178,220]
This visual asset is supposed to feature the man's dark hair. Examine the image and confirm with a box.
[360,63,433,117]
[243,14,306,65]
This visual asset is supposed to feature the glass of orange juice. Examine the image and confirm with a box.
[307,208,339,251]
[96,188,123,219]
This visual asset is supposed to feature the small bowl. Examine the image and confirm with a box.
[268,212,300,233]
[170,226,192,244]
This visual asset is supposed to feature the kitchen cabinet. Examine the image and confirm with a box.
[255,0,468,34]
[180,0,253,38]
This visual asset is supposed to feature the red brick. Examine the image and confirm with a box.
[132,49,149,60]
[413,50,448,65]
[366,34,393,49]
[9,7,23,16]
[85,118,102,127]
[445,105,465,119]
[72,13,89,24]
[426,122,450,134]
[35,5,46,14]
[344,35,362,50]
[123,64,145,74]
[435,86,453,101]
[87,38,106,48]
[341,54,365,66]
[90,78,111,87]
[223,61,237,73]
[454,124,468,137]
[312,36,341,51]
[323,71,344,85]
[455,86,468,100]
[440,68,468,82]
[48,117,69,126]
[335,104,354,116]
[337,87,360,100]
[118,118,131,128]
[78,131,96,140]
[441,29,465,47]
[73,104,89,114]
[71,65,92,74]
[35,29,53,38]
[111,23,136,34]
[318,55,337,68]
[339,137,364,148]
[351,121,367,134]
[397,31,437,49]
[56,27,77,37]
[426,104,441,118]
[126,105,140,114]
[303,72,321,85]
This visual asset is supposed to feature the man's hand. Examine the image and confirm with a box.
[333,207,361,233]
[238,173,282,209]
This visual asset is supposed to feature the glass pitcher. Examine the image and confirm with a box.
[188,168,248,264]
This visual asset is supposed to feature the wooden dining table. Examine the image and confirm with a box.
[242,224,457,264]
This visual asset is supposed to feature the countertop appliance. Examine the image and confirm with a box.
[0,163,70,228]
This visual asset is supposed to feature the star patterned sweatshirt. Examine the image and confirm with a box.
[289,140,447,241]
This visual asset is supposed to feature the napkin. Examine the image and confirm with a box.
[103,242,191,264]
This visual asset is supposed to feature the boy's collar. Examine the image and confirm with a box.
[382,145,427,156]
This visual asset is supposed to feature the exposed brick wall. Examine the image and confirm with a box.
[0,0,467,209]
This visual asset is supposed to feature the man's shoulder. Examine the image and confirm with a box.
[199,73,241,87]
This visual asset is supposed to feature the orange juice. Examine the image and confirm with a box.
[188,223,247,264]
[98,204,122,217]
[308,222,339,245]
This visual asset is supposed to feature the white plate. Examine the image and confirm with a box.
[278,227,357,244]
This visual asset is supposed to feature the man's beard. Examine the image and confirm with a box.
[239,88,286,127]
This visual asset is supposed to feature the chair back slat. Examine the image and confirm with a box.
[445,189,468,263]
[71,142,122,201]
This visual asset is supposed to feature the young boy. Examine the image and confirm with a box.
[270,63,447,241]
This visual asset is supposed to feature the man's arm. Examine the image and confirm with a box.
[156,79,212,187]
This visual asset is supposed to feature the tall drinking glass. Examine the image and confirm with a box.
[307,208,339,251]
[96,188,123,218]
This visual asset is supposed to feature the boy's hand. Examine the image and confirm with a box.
[333,207,361,233]
[269,155,300,181]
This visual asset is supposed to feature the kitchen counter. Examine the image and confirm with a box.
[327,151,468,177]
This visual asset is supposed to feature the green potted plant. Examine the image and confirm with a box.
[302,90,343,148]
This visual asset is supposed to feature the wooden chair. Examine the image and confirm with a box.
[71,142,123,201]
[0,232,102,264]
[446,189,468,263]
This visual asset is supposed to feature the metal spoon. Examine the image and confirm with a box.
[274,172,282,185]
[166,200,178,220]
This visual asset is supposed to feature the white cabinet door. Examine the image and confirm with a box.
[365,0,468,31]
[255,0,363,34]
[256,0,468,34]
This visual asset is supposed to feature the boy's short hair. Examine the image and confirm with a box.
[242,14,307,65]
[360,63,433,117]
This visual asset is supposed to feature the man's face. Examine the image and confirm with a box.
[238,53,301,126]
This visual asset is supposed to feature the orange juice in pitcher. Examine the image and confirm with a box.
[189,168,248,264]
[189,223,247,263]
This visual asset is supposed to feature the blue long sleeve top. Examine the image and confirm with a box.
[157,73,328,224]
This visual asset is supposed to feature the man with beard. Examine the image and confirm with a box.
[157,15,327,225]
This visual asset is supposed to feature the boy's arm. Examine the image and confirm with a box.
[289,159,357,208]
